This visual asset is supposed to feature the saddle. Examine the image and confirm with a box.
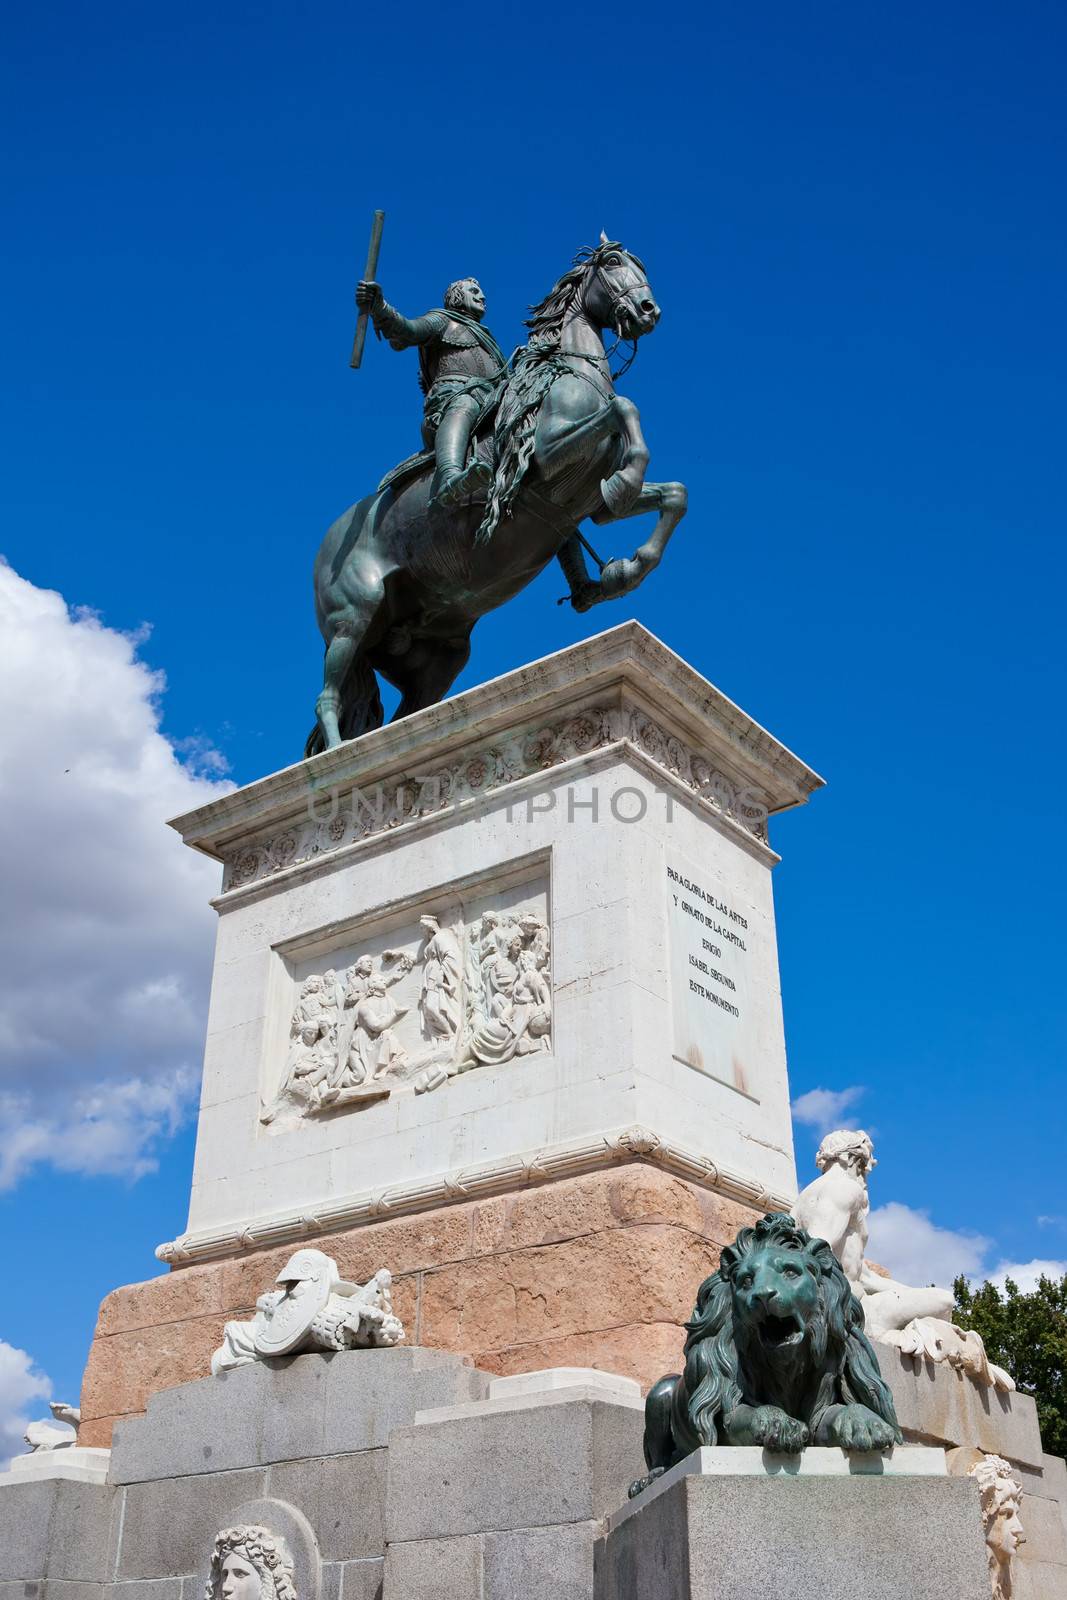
[377,448,433,495]
[376,431,496,499]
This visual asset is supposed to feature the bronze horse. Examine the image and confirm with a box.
[307,240,687,753]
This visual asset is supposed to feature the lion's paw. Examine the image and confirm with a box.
[750,1406,809,1453]
[628,1467,665,1500]
[829,1404,898,1453]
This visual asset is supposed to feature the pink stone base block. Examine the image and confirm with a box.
[79,1165,760,1446]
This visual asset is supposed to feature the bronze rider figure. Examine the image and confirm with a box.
[355,276,506,508]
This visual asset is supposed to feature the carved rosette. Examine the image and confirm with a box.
[219,706,769,893]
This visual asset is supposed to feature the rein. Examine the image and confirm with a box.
[592,257,650,377]
[565,255,647,382]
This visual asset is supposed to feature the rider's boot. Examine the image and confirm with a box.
[430,398,492,508]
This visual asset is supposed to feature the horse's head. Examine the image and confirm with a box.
[581,239,660,340]
[525,240,660,351]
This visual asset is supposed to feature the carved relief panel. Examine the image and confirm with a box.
[261,878,551,1130]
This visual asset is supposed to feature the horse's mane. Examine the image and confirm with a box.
[477,240,641,544]
[524,240,645,352]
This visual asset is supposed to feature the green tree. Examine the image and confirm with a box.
[954,1271,1067,1458]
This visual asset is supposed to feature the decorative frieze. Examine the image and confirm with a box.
[262,902,551,1127]
[221,706,770,894]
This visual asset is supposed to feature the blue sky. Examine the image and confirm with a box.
[1,0,1065,1442]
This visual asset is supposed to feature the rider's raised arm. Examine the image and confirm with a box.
[374,303,449,352]
[354,281,449,352]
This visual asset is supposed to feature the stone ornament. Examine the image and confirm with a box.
[23,1401,80,1452]
[630,1212,903,1497]
[416,906,552,1092]
[969,1454,1026,1599]
[793,1130,1014,1390]
[157,1122,794,1266]
[261,903,551,1126]
[210,1248,404,1375]
[223,704,769,895]
[205,1526,298,1600]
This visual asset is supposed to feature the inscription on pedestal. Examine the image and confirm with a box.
[666,850,753,1096]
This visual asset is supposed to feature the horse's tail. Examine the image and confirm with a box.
[477,352,564,545]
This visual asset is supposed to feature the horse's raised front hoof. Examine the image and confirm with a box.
[599,556,643,600]
[600,470,642,517]
[569,580,602,614]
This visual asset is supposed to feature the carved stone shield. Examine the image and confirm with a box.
[253,1258,333,1356]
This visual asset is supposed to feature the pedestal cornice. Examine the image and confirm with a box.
[156,1125,796,1266]
[168,622,824,900]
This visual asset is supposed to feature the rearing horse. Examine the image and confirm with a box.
[307,240,687,753]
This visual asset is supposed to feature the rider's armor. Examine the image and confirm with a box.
[371,301,506,505]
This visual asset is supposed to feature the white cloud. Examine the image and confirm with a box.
[867,1201,990,1286]
[0,560,232,1188]
[790,1085,866,1136]
[0,1340,53,1470]
[986,1259,1067,1293]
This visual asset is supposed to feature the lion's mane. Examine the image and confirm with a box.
[662,1212,900,1458]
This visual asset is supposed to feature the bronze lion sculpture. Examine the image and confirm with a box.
[630,1212,902,1496]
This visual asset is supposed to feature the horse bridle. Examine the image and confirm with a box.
[592,255,653,329]
[578,252,651,378]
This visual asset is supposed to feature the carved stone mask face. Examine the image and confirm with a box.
[989,1497,1025,1560]
[220,1554,261,1600]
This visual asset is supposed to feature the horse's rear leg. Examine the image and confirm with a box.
[315,630,360,749]
[389,635,471,723]
[314,577,387,750]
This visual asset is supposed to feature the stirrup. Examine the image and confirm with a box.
[431,458,492,508]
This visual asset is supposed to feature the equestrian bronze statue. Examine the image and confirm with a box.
[307,237,687,754]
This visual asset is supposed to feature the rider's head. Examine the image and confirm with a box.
[444,278,485,321]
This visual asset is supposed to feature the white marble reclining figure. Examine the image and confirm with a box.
[211,1248,404,1375]
[794,1129,1013,1390]
[23,1402,80,1452]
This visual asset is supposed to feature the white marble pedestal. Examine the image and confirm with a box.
[160,622,822,1265]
